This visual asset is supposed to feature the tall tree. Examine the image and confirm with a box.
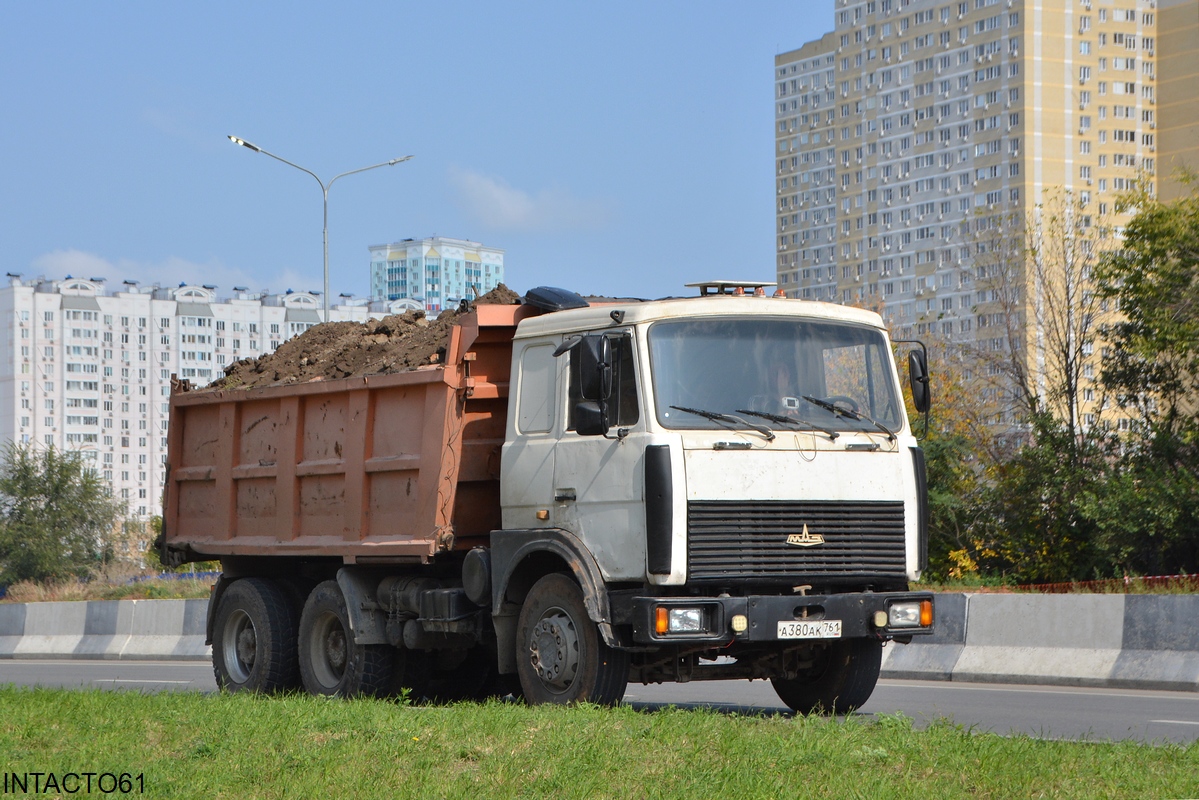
[0,442,124,585]
[967,191,1112,438]
[960,207,1034,429]
[1091,177,1199,575]
[1097,177,1199,429]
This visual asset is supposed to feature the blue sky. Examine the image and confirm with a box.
[1,1,832,302]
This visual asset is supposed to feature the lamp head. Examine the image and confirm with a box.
[227,135,261,152]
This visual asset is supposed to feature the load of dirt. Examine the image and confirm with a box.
[208,283,522,390]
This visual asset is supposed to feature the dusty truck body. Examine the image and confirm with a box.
[163,284,935,710]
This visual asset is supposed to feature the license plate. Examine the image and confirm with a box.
[777,619,842,639]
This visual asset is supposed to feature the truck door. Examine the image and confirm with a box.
[500,342,558,529]
[551,333,648,582]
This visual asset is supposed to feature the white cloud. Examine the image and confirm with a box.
[449,167,613,233]
[140,108,214,152]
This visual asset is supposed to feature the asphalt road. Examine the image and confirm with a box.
[3,659,1197,744]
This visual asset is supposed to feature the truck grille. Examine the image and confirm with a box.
[687,500,908,581]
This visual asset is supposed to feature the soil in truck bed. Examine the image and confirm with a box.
[208,284,522,390]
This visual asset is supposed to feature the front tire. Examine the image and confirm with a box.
[211,577,299,693]
[771,637,883,715]
[298,580,394,698]
[516,573,628,706]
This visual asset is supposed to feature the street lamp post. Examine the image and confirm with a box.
[227,135,413,322]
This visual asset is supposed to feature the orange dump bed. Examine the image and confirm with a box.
[163,305,536,564]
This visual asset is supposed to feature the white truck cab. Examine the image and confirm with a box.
[495,282,933,712]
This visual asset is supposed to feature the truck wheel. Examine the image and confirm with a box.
[298,580,394,698]
[516,573,628,706]
[212,578,299,693]
[771,637,883,715]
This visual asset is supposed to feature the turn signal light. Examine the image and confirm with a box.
[655,606,669,635]
[920,599,933,627]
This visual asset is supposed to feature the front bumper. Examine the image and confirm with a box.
[630,591,934,645]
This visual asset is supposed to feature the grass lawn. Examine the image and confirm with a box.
[1,687,1196,799]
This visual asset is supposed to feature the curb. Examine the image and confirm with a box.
[880,593,1199,692]
[0,599,209,661]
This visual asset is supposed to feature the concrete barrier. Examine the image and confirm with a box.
[880,592,1199,692]
[2,594,1197,691]
[1110,595,1199,691]
[0,599,209,661]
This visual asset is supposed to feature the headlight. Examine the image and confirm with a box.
[655,606,709,635]
[887,600,933,628]
[668,607,707,633]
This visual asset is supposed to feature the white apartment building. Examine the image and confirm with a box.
[0,276,415,518]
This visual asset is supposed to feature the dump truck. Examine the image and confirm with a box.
[161,281,935,712]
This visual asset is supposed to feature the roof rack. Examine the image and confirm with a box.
[685,280,780,297]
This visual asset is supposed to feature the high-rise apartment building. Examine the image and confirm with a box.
[776,0,1194,322]
[1158,0,1199,199]
[0,277,411,518]
[776,0,1196,427]
[369,236,505,314]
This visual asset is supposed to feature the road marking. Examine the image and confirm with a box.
[1150,719,1199,726]
[94,679,193,685]
[882,680,1199,702]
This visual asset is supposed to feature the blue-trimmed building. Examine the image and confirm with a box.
[369,236,505,315]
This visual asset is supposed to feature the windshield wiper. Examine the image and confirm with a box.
[801,396,896,442]
[735,409,839,441]
[669,405,775,442]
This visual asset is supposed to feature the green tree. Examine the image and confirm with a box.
[0,442,124,585]
[1092,177,1199,575]
[972,412,1115,583]
[1097,177,1199,429]
[1087,431,1199,576]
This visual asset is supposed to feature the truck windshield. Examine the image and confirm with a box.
[648,317,903,434]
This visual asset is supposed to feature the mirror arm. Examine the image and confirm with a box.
[553,335,584,358]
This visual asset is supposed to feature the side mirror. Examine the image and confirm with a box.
[578,335,612,401]
[573,401,609,436]
[908,350,931,414]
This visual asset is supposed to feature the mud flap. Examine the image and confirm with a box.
[336,568,388,646]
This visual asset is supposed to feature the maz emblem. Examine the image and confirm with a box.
[786,524,825,547]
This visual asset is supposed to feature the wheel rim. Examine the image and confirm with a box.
[222,609,256,684]
[307,610,348,690]
[529,605,580,694]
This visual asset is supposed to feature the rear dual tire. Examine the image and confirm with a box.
[211,578,299,693]
[298,580,395,698]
